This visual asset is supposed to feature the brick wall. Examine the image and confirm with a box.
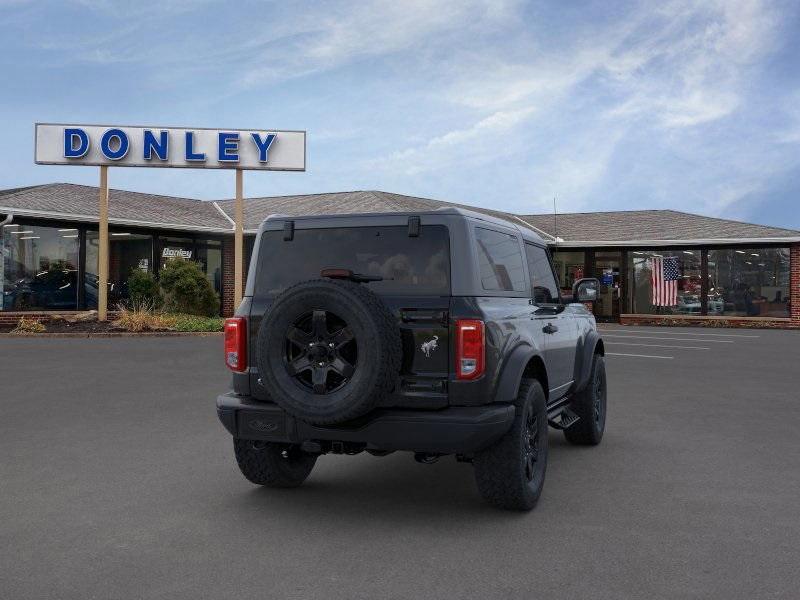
[619,314,798,329]
[0,311,120,326]
[221,237,235,317]
[791,243,800,325]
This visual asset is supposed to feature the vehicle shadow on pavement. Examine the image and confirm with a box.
[224,432,587,525]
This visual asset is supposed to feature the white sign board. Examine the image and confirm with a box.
[34,123,306,171]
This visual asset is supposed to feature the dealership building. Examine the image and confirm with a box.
[1,182,798,328]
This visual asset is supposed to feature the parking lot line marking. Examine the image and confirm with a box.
[602,334,734,343]
[606,342,710,350]
[599,329,759,338]
[606,352,674,359]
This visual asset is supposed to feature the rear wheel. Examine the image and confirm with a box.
[233,439,317,488]
[564,354,607,445]
[473,380,548,510]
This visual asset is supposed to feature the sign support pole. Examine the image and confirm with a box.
[98,166,109,321]
[234,168,244,309]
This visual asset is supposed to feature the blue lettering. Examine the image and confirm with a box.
[185,131,205,161]
[100,128,129,160]
[64,128,89,158]
[218,132,239,162]
[251,133,276,162]
[143,130,168,160]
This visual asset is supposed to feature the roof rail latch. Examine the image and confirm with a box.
[283,220,294,241]
[408,216,420,237]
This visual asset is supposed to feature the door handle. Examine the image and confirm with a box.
[542,323,558,334]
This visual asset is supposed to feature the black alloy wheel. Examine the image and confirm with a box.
[284,309,358,395]
[257,278,401,425]
[523,411,540,482]
[563,354,607,446]
[473,380,549,510]
[593,363,606,427]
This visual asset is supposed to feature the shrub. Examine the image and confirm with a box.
[127,269,162,308]
[113,301,172,332]
[11,316,46,334]
[158,259,220,317]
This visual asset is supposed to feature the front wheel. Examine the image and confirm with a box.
[473,380,549,510]
[233,439,317,488]
[564,354,607,445]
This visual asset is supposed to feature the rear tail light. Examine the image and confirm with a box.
[224,317,247,372]
[455,319,485,380]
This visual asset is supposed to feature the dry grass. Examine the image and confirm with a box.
[11,316,46,334]
[113,301,173,332]
[112,301,223,333]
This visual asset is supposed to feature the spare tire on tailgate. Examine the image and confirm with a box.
[256,279,402,425]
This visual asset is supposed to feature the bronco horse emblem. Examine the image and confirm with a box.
[420,335,439,358]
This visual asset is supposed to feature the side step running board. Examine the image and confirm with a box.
[547,406,580,430]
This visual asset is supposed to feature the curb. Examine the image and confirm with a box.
[0,331,224,339]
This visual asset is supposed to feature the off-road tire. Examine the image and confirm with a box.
[564,354,607,445]
[473,379,549,510]
[256,279,402,425]
[233,439,317,487]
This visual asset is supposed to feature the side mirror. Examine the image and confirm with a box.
[573,278,599,303]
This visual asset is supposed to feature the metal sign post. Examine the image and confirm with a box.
[34,123,306,320]
[98,166,109,320]
[234,169,244,308]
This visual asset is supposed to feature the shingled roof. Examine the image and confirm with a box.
[0,183,230,232]
[518,210,800,245]
[213,190,542,234]
[1,183,798,244]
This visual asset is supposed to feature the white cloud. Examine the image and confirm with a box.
[375,106,535,175]
[368,0,791,214]
[238,0,522,88]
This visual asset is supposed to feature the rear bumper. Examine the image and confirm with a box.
[216,393,515,454]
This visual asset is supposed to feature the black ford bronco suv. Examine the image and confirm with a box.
[217,208,606,510]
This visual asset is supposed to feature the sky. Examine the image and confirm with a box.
[1,0,799,229]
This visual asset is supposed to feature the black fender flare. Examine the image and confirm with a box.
[495,343,547,404]
[574,330,604,392]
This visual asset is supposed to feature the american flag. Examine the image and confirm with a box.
[651,256,679,306]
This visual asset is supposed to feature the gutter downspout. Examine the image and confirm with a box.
[212,201,236,230]
[508,214,555,241]
[0,213,12,226]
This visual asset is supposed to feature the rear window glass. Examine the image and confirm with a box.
[256,225,450,296]
[475,227,526,292]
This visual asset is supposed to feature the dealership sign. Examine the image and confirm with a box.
[162,247,192,259]
[34,123,306,171]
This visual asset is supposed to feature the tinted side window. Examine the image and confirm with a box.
[525,243,560,304]
[475,227,526,292]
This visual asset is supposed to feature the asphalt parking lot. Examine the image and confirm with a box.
[1,327,799,600]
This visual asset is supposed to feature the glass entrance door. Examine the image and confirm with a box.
[594,251,622,322]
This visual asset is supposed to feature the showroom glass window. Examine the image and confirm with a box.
[707,248,790,317]
[85,230,154,308]
[551,250,586,294]
[159,236,195,271]
[628,249,702,314]
[1,223,80,310]
[196,239,223,299]
[474,227,526,292]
